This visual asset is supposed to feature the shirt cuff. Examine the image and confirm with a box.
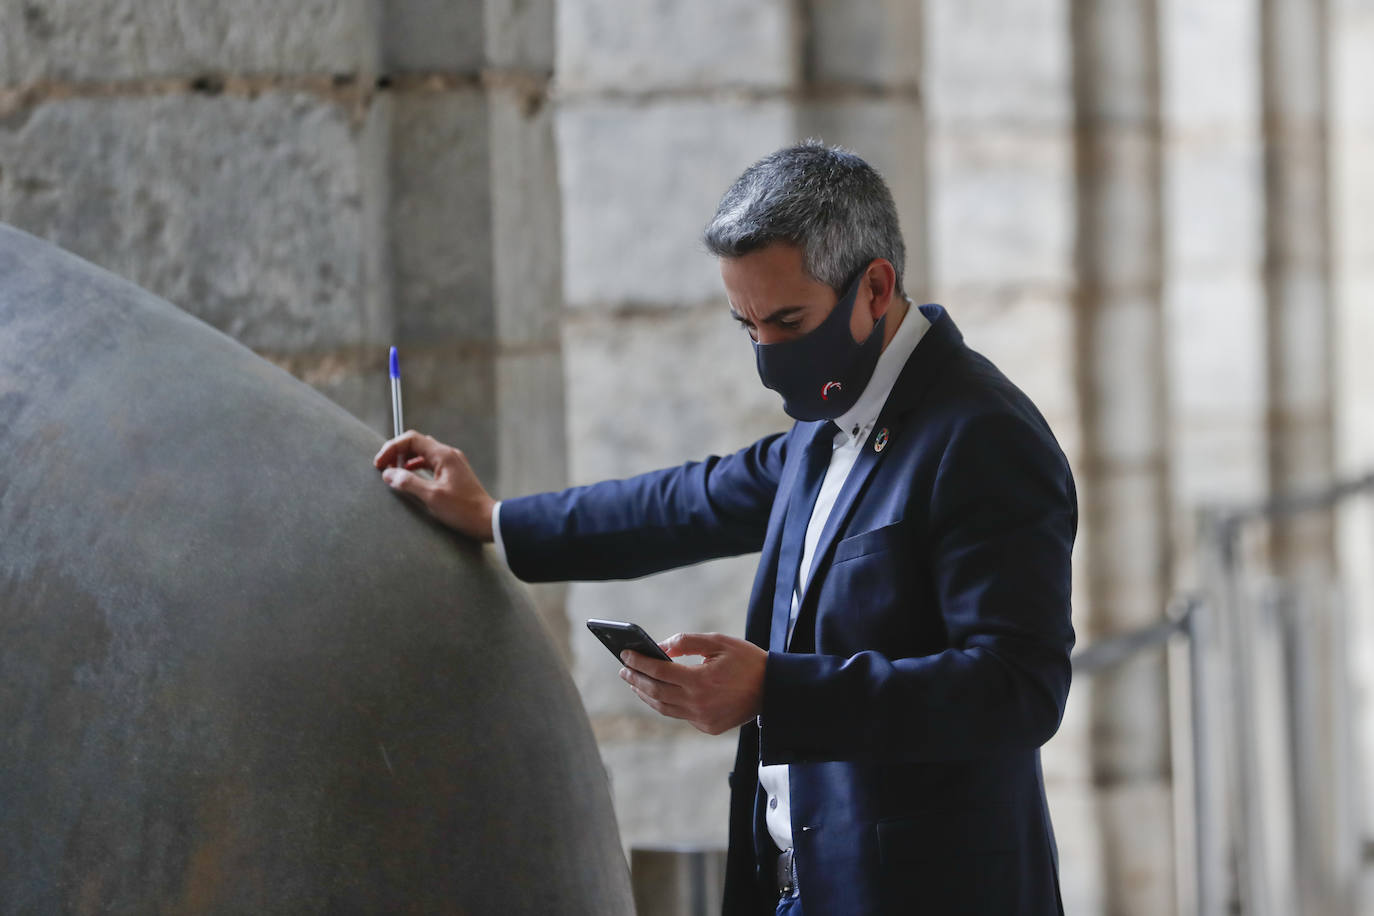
[490,500,509,567]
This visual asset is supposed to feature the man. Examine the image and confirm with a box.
[373,142,1076,915]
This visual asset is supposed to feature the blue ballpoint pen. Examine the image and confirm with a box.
[389,346,404,468]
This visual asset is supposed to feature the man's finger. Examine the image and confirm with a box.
[374,429,446,469]
[623,676,690,720]
[619,662,686,698]
[381,467,437,502]
[661,632,730,659]
[621,649,692,686]
[373,430,417,468]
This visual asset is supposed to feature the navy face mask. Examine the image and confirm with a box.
[753,269,886,421]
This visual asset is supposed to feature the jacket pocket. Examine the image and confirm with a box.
[875,805,1017,863]
[832,520,906,564]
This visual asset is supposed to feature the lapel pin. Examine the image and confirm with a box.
[874,428,890,453]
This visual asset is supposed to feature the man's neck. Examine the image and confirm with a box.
[879,296,911,353]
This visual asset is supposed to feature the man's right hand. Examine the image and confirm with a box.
[373,430,495,542]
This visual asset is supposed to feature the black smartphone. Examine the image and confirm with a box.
[585,619,673,664]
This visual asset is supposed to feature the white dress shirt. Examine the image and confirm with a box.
[757,301,931,852]
[491,302,933,855]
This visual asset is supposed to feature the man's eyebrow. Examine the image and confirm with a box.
[729,305,807,325]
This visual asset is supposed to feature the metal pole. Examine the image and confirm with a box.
[1185,597,1225,916]
[1220,522,1274,916]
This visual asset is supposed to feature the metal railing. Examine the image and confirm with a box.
[628,472,1374,916]
[1074,469,1374,916]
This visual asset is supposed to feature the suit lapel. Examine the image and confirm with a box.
[788,305,966,650]
[792,420,897,622]
[743,421,825,649]
[768,421,834,651]
[753,304,968,652]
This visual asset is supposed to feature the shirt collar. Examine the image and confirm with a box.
[831,298,932,446]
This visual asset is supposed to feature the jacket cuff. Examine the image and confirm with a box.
[758,651,844,765]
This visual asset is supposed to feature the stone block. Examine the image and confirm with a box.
[1081,468,1170,609]
[1333,137,1374,264]
[806,0,921,88]
[487,0,556,71]
[1168,414,1268,507]
[1070,0,1158,126]
[555,0,794,93]
[949,293,1078,423]
[494,345,567,500]
[390,87,563,348]
[927,127,1074,294]
[1094,782,1177,916]
[1083,296,1166,463]
[562,304,786,721]
[0,0,378,84]
[796,98,927,296]
[563,306,788,483]
[1264,0,1327,123]
[386,345,500,485]
[1043,669,1094,784]
[1165,132,1263,271]
[557,99,795,310]
[382,0,558,72]
[1079,130,1162,292]
[489,86,563,347]
[1333,5,1374,130]
[1044,780,1106,915]
[1335,276,1374,468]
[598,736,735,849]
[267,349,393,438]
[1089,653,1172,780]
[381,0,484,72]
[1164,271,1266,414]
[0,93,388,353]
[925,0,1071,126]
[1269,266,1334,408]
[387,89,496,344]
[1161,0,1260,126]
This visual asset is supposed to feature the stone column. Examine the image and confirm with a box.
[924,0,1092,908]
[1070,1,1176,913]
[795,0,927,300]
[1261,0,1334,574]
[0,0,569,651]
[555,0,928,863]
[380,0,569,652]
[1260,2,1353,913]
[1158,6,1267,910]
[554,0,799,852]
[1331,0,1374,902]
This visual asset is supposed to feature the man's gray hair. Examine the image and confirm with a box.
[703,140,906,295]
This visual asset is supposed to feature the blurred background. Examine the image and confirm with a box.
[1,1,1371,913]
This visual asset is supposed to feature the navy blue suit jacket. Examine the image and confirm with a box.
[499,306,1077,915]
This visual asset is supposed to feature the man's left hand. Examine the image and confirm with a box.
[619,633,767,736]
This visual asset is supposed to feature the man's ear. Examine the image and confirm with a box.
[864,259,898,319]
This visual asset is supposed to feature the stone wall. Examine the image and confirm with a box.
[0,0,569,641]
[556,1,1370,913]
[4,1,1370,911]
[1333,0,1374,882]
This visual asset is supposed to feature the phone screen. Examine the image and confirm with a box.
[586,619,673,664]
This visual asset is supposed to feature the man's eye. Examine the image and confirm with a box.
[778,319,802,331]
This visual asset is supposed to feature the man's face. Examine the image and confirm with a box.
[720,243,885,347]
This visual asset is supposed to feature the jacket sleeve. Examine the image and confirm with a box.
[758,412,1077,764]
[496,432,789,583]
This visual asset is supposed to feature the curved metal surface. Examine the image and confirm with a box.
[0,223,633,915]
